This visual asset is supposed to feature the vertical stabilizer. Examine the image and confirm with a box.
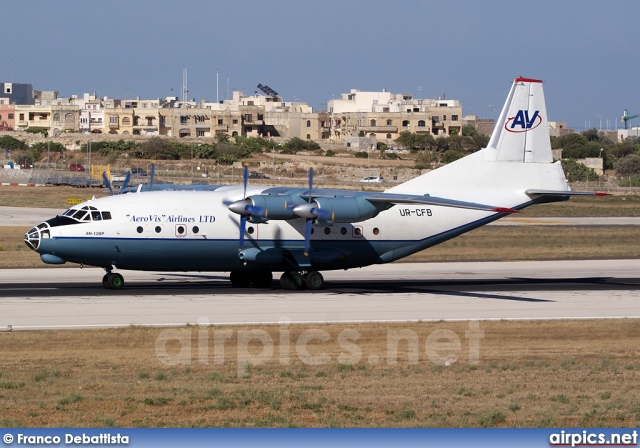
[487,77,552,163]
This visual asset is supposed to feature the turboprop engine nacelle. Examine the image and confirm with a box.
[295,196,387,223]
[228,194,304,220]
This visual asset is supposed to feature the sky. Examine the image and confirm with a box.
[3,0,638,131]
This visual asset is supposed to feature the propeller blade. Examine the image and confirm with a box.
[303,218,313,256]
[242,165,249,198]
[238,216,247,251]
[119,171,131,194]
[149,163,155,190]
[102,172,113,195]
[311,207,333,221]
[245,205,266,217]
[303,166,315,256]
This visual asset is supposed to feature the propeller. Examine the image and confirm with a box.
[226,166,272,251]
[102,172,113,195]
[102,170,130,194]
[290,167,336,255]
[292,167,319,256]
[237,166,249,251]
[148,163,155,190]
[119,171,131,194]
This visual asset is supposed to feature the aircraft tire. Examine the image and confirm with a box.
[106,273,124,290]
[230,271,251,288]
[288,271,305,290]
[305,271,324,290]
[252,271,273,288]
[279,272,291,290]
[102,274,109,289]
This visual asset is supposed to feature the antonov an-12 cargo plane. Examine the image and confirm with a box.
[24,77,606,290]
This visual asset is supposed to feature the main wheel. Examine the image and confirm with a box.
[229,271,251,287]
[252,271,273,288]
[106,273,124,290]
[305,271,324,290]
[102,273,109,288]
[288,271,305,290]
[279,272,291,290]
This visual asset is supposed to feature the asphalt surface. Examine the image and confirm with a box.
[1,260,639,330]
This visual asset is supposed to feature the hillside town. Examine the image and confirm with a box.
[0,80,533,144]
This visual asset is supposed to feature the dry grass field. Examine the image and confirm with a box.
[1,320,639,427]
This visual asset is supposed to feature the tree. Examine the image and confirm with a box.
[462,126,490,152]
[614,154,640,177]
[561,159,599,182]
[280,137,320,154]
[0,135,28,151]
[215,143,244,164]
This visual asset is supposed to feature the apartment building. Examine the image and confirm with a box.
[328,89,462,142]
[0,83,34,105]
[74,94,106,134]
[159,99,211,138]
[0,104,15,130]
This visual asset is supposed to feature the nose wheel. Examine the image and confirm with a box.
[102,272,124,290]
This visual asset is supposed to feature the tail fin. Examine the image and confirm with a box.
[485,77,552,163]
[388,77,568,198]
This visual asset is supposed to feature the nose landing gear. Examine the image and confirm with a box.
[102,271,124,290]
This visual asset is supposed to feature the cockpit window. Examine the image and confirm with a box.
[60,206,112,222]
[70,209,86,219]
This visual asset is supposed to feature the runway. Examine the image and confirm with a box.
[1,260,639,330]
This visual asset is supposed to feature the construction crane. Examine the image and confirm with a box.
[622,109,639,129]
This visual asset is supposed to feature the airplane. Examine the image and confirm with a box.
[24,77,607,291]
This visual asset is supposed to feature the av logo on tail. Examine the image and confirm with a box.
[505,110,541,133]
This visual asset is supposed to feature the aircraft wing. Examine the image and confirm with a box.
[364,193,517,213]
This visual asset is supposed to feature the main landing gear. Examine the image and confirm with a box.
[229,270,325,290]
[280,270,324,291]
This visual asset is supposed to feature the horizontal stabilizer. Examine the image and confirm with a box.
[525,189,610,197]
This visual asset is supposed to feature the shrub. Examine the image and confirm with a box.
[0,135,28,151]
[561,159,599,182]
[615,154,640,177]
